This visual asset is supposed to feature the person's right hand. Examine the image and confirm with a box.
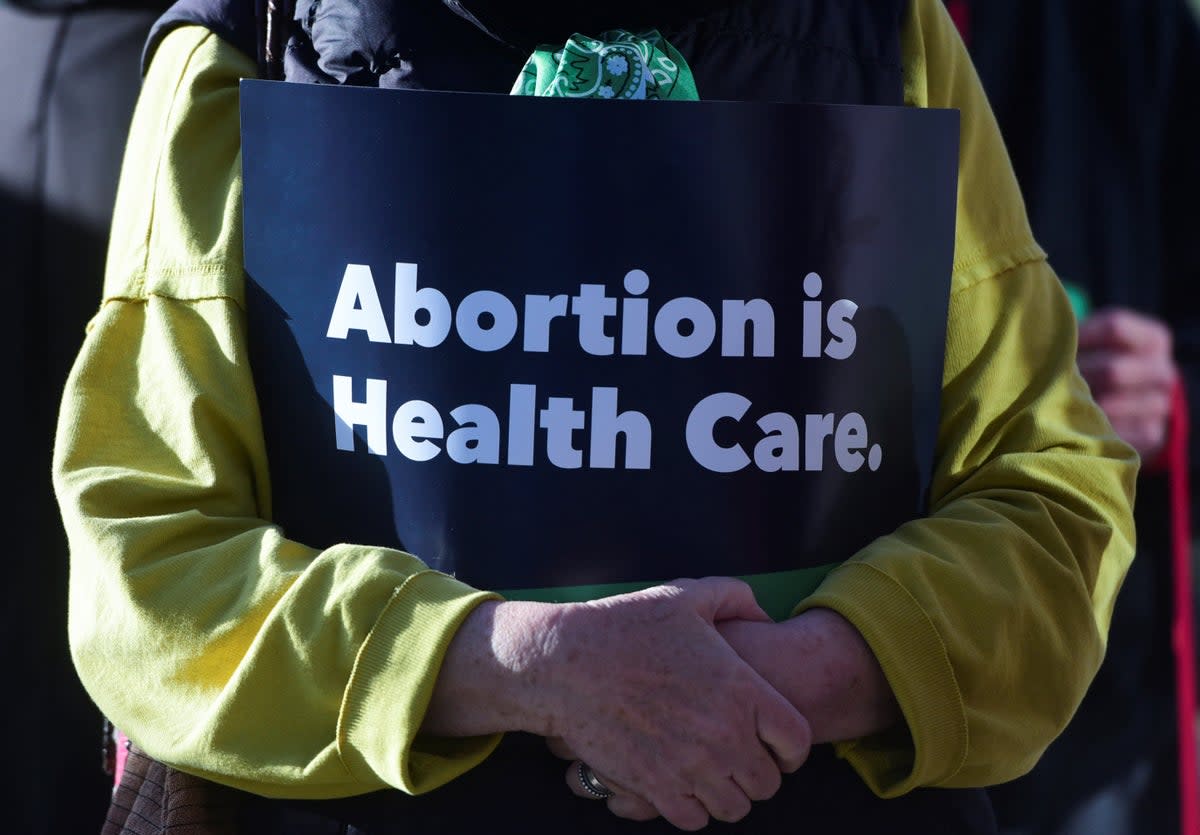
[1076,307,1177,461]
[533,577,812,831]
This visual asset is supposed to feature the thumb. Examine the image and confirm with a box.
[754,688,813,773]
[694,576,772,624]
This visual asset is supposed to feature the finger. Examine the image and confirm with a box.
[732,748,784,802]
[1101,417,1170,461]
[566,761,616,802]
[561,758,657,820]
[567,761,644,804]
[693,776,753,824]
[1077,308,1172,354]
[1093,390,1173,425]
[546,736,575,760]
[1131,433,1168,461]
[754,696,813,774]
[1077,351,1176,393]
[654,793,711,832]
[692,576,772,624]
[565,762,660,822]
[607,793,660,822]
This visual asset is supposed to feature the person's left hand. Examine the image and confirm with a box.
[1076,307,1178,462]
[547,606,900,823]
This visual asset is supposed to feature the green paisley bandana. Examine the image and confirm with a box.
[511,29,699,100]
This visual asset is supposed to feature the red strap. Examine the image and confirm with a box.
[1165,379,1199,835]
[114,729,129,789]
[945,0,970,45]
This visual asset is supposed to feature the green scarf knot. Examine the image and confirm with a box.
[511,29,698,100]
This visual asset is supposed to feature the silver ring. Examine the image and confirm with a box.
[577,761,614,799]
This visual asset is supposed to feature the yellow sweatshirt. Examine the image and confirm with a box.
[53,0,1137,802]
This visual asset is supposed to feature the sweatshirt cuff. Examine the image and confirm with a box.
[794,560,967,797]
[337,568,502,794]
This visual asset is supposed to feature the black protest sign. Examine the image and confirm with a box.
[240,80,958,617]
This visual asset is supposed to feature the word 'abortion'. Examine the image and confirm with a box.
[323,263,884,474]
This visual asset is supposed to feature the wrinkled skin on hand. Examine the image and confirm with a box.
[1076,307,1178,462]
[538,577,812,831]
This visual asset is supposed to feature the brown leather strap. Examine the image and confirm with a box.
[103,745,242,835]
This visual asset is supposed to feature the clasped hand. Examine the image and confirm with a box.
[1077,307,1178,462]
[537,577,812,831]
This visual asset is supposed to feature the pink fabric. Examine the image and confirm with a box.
[113,730,129,791]
[945,0,969,44]
[1164,380,1199,835]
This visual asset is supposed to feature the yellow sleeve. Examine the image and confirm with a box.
[54,26,501,799]
[795,0,1138,795]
